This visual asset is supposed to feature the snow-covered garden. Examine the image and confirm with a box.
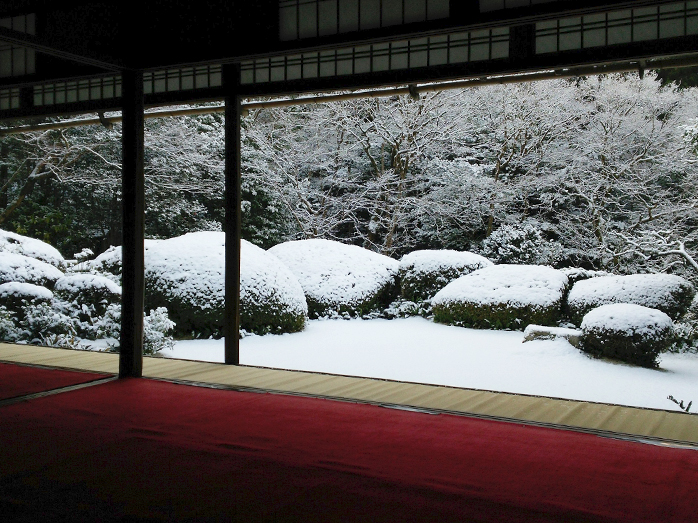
[1,228,697,413]
[3,73,698,413]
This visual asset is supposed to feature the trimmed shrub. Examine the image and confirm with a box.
[432,264,569,330]
[0,252,64,288]
[0,229,65,269]
[88,246,122,278]
[559,267,611,286]
[398,250,492,302]
[268,239,399,318]
[580,304,674,368]
[0,282,53,323]
[0,304,22,342]
[54,274,121,316]
[480,222,564,266]
[241,241,307,335]
[143,232,306,336]
[21,301,78,341]
[567,274,695,324]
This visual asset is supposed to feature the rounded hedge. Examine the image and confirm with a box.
[580,303,674,368]
[567,273,695,324]
[0,252,64,289]
[54,274,121,316]
[143,232,307,336]
[432,264,569,330]
[0,229,65,269]
[268,239,399,318]
[398,250,492,302]
[0,282,53,322]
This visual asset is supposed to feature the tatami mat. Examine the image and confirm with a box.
[1,342,696,445]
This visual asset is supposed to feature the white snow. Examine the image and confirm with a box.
[0,281,53,301]
[568,273,693,315]
[0,252,64,287]
[0,229,65,268]
[399,249,492,277]
[161,317,698,412]
[581,303,673,337]
[432,264,568,308]
[54,274,122,297]
[268,239,398,312]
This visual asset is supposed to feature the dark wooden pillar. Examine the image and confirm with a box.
[224,64,242,365]
[119,70,145,378]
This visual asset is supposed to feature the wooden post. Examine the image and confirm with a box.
[224,63,242,365]
[119,70,145,378]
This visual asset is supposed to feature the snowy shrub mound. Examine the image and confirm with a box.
[580,304,674,368]
[268,239,399,318]
[143,232,306,336]
[0,252,64,288]
[559,267,611,285]
[0,229,65,268]
[0,282,53,321]
[432,264,569,330]
[480,222,564,266]
[54,274,121,316]
[567,274,695,324]
[89,245,122,277]
[398,250,492,302]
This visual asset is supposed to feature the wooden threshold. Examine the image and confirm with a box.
[1,342,696,447]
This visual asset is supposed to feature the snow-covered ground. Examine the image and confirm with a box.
[160,317,698,413]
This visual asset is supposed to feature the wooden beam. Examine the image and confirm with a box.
[224,64,242,365]
[119,70,145,378]
[0,25,122,71]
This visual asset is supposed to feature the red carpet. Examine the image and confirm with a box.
[1,377,697,522]
[0,361,109,400]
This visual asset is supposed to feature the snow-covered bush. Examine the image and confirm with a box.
[398,250,492,302]
[432,264,569,330]
[0,252,64,288]
[88,245,122,278]
[480,222,564,266]
[381,298,432,319]
[141,232,306,336]
[567,273,695,324]
[0,304,23,342]
[0,229,65,269]
[580,304,674,368]
[559,267,611,285]
[268,238,399,318]
[92,304,175,355]
[241,241,307,335]
[53,274,121,316]
[669,296,698,354]
[143,308,176,354]
[0,282,53,322]
[21,301,78,341]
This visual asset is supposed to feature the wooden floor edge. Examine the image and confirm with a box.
[2,343,697,446]
[146,375,698,450]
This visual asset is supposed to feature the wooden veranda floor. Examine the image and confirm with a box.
[1,342,696,447]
